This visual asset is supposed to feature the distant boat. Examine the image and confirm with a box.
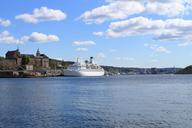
[64,57,105,77]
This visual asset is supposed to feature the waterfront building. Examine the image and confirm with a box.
[6,48,22,65]
[4,48,49,69]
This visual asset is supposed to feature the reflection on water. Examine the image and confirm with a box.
[0,75,192,128]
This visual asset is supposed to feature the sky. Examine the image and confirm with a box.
[1,0,192,68]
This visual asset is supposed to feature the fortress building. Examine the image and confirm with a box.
[4,48,49,69]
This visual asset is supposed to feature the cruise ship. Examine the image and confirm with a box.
[64,57,105,77]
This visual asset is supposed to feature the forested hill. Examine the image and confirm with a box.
[49,59,74,69]
[49,59,181,75]
[102,66,181,75]
[176,65,192,74]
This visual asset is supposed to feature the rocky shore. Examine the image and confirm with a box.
[0,70,64,78]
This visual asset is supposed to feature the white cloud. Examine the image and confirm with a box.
[151,46,170,53]
[76,48,88,52]
[0,18,11,27]
[15,6,67,23]
[151,59,159,63]
[0,31,23,44]
[96,52,106,59]
[145,1,185,16]
[145,44,170,53]
[115,57,134,61]
[22,32,59,43]
[79,0,192,24]
[73,40,96,46]
[0,31,59,44]
[100,16,164,37]
[93,32,104,36]
[78,1,144,24]
[177,42,192,47]
[97,16,192,43]
[95,52,106,64]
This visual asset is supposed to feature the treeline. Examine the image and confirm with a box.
[102,66,181,75]
[0,56,185,75]
[48,60,182,75]
[0,56,4,61]
[49,59,74,69]
[176,65,192,74]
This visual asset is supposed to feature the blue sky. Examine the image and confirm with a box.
[0,0,192,68]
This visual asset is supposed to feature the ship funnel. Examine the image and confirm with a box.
[90,57,94,64]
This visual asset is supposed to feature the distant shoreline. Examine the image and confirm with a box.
[0,66,182,78]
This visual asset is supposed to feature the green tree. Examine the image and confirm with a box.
[0,56,4,61]
[22,56,30,65]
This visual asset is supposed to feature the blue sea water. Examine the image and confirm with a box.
[0,75,192,128]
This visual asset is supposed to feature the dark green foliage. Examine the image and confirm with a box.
[176,65,192,74]
[22,55,30,65]
[49,59,74,69]
[49,59,57,69]
[0,56,5,61]
[0,59,4,70]
[102,66,181,75]
[62,61,73,69]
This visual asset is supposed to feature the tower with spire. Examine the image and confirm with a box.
[36,48,40,57]
[16,46,20,52]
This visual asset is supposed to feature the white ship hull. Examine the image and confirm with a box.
[64,69,104,77]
